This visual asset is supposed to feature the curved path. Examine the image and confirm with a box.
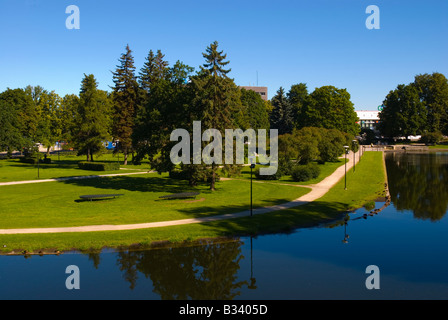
[0,152,360,235]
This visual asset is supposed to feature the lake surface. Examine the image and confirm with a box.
[1,152,448,300]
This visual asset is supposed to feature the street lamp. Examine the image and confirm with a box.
[344,145,349,190]
[352,140,357,172]
[248,156,256,217]
[115,139,120,165]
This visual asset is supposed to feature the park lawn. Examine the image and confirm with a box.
[0,157,150,183]
[0,152,386,254]
[0,172,310,229]
[429,144,448,149]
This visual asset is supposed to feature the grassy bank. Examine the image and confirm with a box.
[0,152,386,254]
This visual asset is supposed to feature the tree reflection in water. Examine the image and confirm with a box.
[385,152,448,221]
[114,238,248,299]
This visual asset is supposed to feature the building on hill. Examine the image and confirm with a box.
[240,86,268,101]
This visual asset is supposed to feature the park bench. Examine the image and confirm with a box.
[159,192,200,200]
[79,194,124,201]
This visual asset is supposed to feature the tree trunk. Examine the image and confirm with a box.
[210,163,216,191]
[87,148,90,162]
[123,148,128,166]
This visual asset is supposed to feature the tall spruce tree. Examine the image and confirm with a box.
[270,87,294,135]
[74,74,111,161]
[138,49,170,93]
[191,41,240,191]
[112,44,140,165]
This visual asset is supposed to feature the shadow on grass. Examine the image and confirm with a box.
[60,174,206,194]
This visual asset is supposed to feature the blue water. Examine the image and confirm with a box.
[1,152,448,300]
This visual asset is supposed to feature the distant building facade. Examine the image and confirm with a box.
[356,110,380,131]
[240,86,268,101]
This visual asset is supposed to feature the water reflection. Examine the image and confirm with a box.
[111,239,249,300]
[385,152,448,221]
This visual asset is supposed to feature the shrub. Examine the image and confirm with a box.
[291,163,320,182]
[19,156,38,164]
[255,167,282,180]
[278,158,295,176]
[420,131,443,145]
[78,161,120,171]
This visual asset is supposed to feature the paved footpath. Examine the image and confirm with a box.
[0,152,360,235]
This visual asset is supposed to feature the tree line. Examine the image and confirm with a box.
[1,41,361,189]
[378,72,448,141]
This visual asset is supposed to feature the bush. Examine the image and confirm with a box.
[291,163,321,182]
[78,161,120,171]
[255,167,282,180]
[19,156,38,164]
[420,131,443,145]
[278,158,295,176]
[19,156,51,164]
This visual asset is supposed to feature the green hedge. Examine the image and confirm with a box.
[19,157,51,164]
[291,163,321,182]
[78,161,120,171]
[255,167,282,180]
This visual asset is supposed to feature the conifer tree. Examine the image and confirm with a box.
[74,74,111,161]
[191,41,241,191]
[112,44,141,165]
[270,87,294,135]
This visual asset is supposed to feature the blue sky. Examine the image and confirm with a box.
[1,0,447,111]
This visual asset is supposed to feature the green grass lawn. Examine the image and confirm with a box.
[0,152,385,253]
[429,144,448,149]
[0,172,310,229]
[0,154,150,183]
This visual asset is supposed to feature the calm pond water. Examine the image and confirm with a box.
[1,152,448,300]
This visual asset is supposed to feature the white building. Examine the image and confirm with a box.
[355,110,380,131]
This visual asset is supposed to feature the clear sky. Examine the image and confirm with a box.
[1,0,447,111]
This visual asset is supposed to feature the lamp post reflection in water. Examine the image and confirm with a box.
[342,215,349,244]
[248,236,257,289]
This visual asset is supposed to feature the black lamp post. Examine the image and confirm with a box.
[344,145,349,190]
[249,156,256,217]
[352,140,357,172]
[115,139,120,165]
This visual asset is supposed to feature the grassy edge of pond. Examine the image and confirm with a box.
[0,152,386,254]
